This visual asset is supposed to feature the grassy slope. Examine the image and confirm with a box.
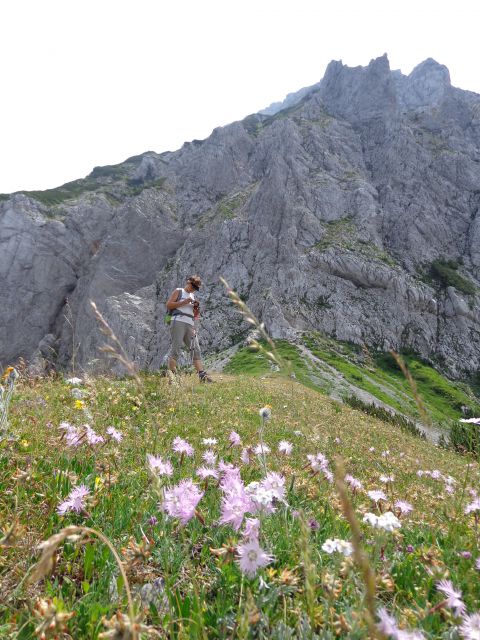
[1,371,479,638]
[225,337,480,429]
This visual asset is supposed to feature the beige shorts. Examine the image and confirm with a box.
[170,320,201,361]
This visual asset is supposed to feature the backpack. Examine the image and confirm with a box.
[164,289,182,325]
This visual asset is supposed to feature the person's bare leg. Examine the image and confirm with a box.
[193,358,203,373]
[168,357,177,373]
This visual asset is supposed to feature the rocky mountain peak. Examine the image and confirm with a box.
[398,57,451,107]
[318,54,396,121]
[267,55,452,121]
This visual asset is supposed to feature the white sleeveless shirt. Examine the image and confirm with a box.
[172,288,195,326]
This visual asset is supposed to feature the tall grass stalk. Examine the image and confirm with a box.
[90,300,141,386]
[390,351,433,430]
[0,367,19,438]
[334,458,379,639]
[63,298,80,375]
[298,514,318,630]
[27,525,139,639]
[220,277,286,372]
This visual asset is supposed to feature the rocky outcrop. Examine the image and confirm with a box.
[2,55,480,378]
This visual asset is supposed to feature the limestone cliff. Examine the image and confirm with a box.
[1,55,480,377]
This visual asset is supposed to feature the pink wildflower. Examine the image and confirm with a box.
[162,479,203,525]
[436,579,466,615]
[240,448,250,464]
[241,517,260,541]
[246,482,276,514]
[202,450,217,466]
[219,494,252,530]
[381,450,390,458]
[219,472,252,530]
[147,455,173,476]
[57,484,90,515]
[229,431,242,446]
[459,613,480,640]
[196,466,219,480]
[323,469,334,483]
[218,461,237,477]
[368,489,387,503]
[395,500,413,515]
[380,474,395,484]
[376,607,425,639]
[202,437,217,446]
[172,436,194,457]
[376,607,398,637]
[278,440,293,455]
[465,498,480,514]
[476,558,480,571]
[85,425,104,445]
[307,453,328,472]
[261,472,286,501]
[219,466,242,489]
[236,539,273,577]
[63,424,82,447]
[106,426,123,442]
[58,490,76,511]
[345,474,363,491]
[307,453,333,483]
[253,443,271,456]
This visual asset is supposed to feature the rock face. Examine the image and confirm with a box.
[2,55,480,378]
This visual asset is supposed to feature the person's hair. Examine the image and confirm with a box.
[187,275,202,291]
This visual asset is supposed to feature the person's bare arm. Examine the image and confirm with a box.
[166,289,193,311]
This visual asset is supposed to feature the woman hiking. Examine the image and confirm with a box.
[166,275,212,383]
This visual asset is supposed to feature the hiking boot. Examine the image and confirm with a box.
[198,370,213,383]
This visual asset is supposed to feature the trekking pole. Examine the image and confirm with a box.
[189,333,196,394]
[190,335,196,369]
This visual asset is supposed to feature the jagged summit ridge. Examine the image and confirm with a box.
[1,55,480,379]
[262,54,454,120]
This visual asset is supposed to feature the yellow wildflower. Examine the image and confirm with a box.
[2,366,14,380]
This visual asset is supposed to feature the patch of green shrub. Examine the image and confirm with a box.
[343,395,426,439]
[19,178,103,206]
[89,164,129,179]
[448,420,480,454]
[429,259,476,295]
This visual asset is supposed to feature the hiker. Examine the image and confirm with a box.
[166,275,212,383]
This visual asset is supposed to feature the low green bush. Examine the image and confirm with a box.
[430,259,476,295]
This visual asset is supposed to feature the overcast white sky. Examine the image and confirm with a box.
[1,0,479,193]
